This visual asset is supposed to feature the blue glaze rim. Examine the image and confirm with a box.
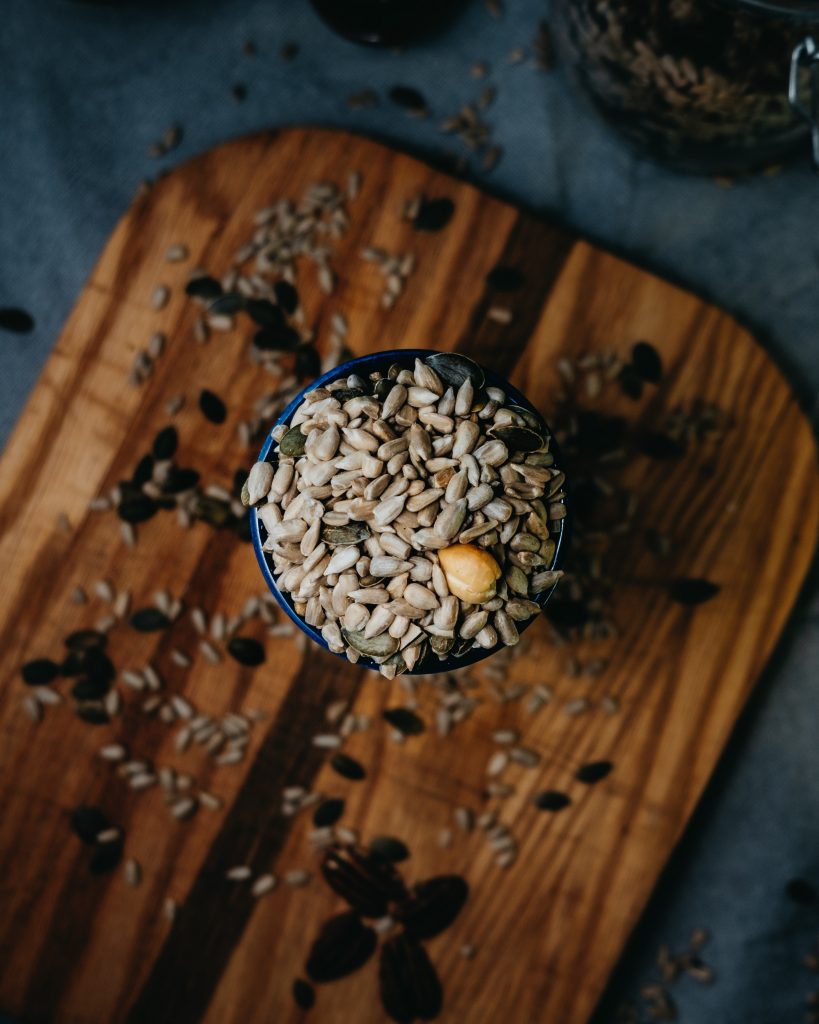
[251,349,570,674]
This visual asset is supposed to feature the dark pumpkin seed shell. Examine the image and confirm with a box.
[71,806,110,843]
[313,798,345,828]
[486,265,525,291]
[208,293,245,316]
[397,875,469,940]
[330,753,366,781]
[21,658,60,686]
[279,426,307,457]
[71,676,110,701]
[618,364,643,401]
[487,424,544,453]
[369,836,410,863]
[274,280,299,314]
[632,341,663,383]
[413,197,454,232]
[163,466,200,493]
[379,934,443,1023]
[382,708,425,736]
[253,323,300,351]
[65,629,107,651]
[89,838,123,874]
[129,608,171,632]
[322,845,407,917]
[118,494,158,524]
[199,389,227,424]
[424,352,484,390]
[132,453,155,486]
[0,307,35,333]
[185,276,223,300]
[75,702,110,725]
[292,978,315,1010]
[329,387,366,402]
[244,298,280,325]
[78,649,116,685]
[576,760,613,784]
[227,636,265,666]
[669,578,721,605]
[306,911,377,983]
[533,790,571,811]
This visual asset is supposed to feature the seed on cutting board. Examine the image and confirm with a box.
[199,389,227,424]
[124,858,142,886]
[534,790,571,812]
[330,753,366,781]
[226,865,252,881]
[284,869,311,887]
[23,696,44,720]
[227,637,265,666]
[21,659,60,686]
[252,874,277,898]
[151,285,170,310]
[165,243,188,263]
[576,760,613,784]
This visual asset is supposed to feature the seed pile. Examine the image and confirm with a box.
[246,351,566,677]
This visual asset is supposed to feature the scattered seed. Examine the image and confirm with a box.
[0,307,35,333]
[284,869,311,887]
[330,753,366,781]
[534,791,571,811]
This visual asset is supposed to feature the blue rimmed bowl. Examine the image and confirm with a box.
[251,349,569,674]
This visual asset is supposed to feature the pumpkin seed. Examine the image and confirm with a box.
[279,425,307,456]
[342,629,399,659]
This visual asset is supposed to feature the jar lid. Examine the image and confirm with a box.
[735,0,819,17]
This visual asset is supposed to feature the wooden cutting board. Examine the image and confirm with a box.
[0,128,816,1024]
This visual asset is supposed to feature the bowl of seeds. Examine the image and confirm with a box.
[246,349,568,676]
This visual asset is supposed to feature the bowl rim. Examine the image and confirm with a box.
[250,348,569,674]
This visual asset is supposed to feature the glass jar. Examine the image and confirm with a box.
[552,0,819,172]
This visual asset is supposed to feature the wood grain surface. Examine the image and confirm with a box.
[0,128,816,1024]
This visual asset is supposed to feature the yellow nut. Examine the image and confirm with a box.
[438,544,502,605]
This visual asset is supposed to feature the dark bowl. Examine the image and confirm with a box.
[251,349,569,674]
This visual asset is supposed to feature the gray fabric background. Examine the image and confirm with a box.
[1,1,818,1020]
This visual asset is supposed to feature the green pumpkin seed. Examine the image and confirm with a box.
[430,635,454,658]
[342,629,399,659]
[322,523,371,546]
[424,352,485,391]
[279,426,307,456]
[488,424,545,453]
[240,479,251,507]
[387,363,402,380]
